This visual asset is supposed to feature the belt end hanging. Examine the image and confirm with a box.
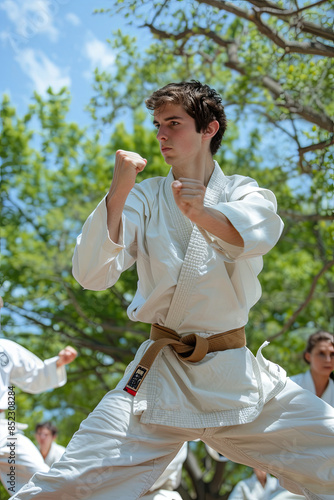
[123,364,148,397]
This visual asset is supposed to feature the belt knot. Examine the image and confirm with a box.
[171,333,209,362]
[124,323,246,396]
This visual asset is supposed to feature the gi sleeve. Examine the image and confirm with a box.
[199,175,283,262]
[1,340,66,396]
[72,182,152,291]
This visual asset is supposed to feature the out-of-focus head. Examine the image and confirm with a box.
[35,421,58,448]
[303,331,334,379]
[303,331,334,363]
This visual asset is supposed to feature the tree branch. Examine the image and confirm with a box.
[249,0,327,16]
[208,0,334,42]
[144,23,232,48]
[251,9,334,57]
[280,211,334,222]
[143,22,334,132]
[267,259,334,341]
[209,461,226,494]
[261,76,334,132]
[6,196,49,243]
[95,369,112,392]
[4,303,135,359]
[298,135,334,155]
[183,450,206,499]
[248,0,334,41]
[259,111,296,140]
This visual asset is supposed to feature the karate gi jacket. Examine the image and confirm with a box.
[44,441,66,467]
[290,369,334,407]
[73,162,287,428]
[228,473,279,500]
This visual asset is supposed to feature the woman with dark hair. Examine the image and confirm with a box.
[291,331,334,406]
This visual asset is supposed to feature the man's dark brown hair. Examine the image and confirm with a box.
[145,81,227,156]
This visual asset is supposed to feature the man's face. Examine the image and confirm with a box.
[35,427,55,449]
[153,103,204,166]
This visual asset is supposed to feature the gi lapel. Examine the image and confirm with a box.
[165,162,226,331]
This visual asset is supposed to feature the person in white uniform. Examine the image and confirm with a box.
[228,468,306,500]
[0,337,77,495]
[11,81,334,500]
[228,468,279,500]
[35,422,66,468]
[290,331,334,406]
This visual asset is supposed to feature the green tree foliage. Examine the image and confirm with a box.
[96,1,334,150]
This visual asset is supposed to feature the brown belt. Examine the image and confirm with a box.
[124,323,246,396]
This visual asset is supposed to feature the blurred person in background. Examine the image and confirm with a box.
[290,330,334,406]
[35,422,66,468]
[0,299,77,496]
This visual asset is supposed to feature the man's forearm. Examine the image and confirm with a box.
[106,190,128,243]
[193,206,244,247]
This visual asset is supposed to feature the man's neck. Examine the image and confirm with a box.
[171,155,215,186]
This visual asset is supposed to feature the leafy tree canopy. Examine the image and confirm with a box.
[94,0,334,169]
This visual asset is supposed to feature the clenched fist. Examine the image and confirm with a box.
[109,150,147,199]
[171,178,206,222]
[56,346,78,368]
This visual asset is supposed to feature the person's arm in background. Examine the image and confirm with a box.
[2,340,77,394]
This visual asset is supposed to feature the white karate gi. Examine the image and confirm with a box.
[0,339,67,495]
[144,443,187,500]
[12,163,334,500]
[43,442,66,468]
[228,472,279,500]
[290,371,334,407]
[272,491,307,500]
[144,491,182,500]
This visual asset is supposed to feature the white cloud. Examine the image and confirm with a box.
[84,34,115,73]
[16,48,71,95]
[0,0,59,43]
[65,12,81,26]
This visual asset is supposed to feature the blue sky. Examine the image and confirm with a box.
[0,0,153,126]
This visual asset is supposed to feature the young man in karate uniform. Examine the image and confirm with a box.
[11,81,334,500]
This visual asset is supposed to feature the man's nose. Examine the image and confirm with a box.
[157,126,167,141]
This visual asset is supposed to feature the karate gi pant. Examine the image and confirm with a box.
[143,490,182,500]
[0,430,49,496]
[11,379,334,500]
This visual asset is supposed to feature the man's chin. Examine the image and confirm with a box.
[161,155,173,166]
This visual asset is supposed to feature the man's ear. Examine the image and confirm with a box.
[304,352,311,363]
[202,120,219,140]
